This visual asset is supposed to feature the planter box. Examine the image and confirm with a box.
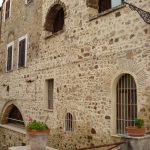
[127,127,145,136]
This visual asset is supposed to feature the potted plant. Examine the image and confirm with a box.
[26,117,50,150]
[127,118,145,136]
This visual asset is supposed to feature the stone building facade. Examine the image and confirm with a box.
[0,0,150,150]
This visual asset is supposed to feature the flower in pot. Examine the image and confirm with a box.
[27,118,50,150]
[127,118,145,136]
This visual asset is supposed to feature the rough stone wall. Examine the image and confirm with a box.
[0,0,150,149]
[0,127,26,149]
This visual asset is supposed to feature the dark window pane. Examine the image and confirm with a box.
[8,106,24,126]
[44,5,65,33]
[99,0,111,12]
[7,46,12,71]
[53,8,64,33]
[5,0,10,19]
[18,39,26,68]
[48,79,54,109]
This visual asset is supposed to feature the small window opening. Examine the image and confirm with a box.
[8,105,24,127]
[44,4,65,33]
[65,113,74,132]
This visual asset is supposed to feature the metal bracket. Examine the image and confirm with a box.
[123,1,150,24]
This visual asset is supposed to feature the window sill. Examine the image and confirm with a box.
[44,109,53,112]
[6,70,13,73]
[4,17,10,23]
[0,124,26,134]
[17,66,28,70]
[112,134,150,139]
[89,4,126,21]
[44,29,65,40]
[64,131,74,135]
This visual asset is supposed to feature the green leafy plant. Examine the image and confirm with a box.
[27,120,49,130]
[135,118,144,128]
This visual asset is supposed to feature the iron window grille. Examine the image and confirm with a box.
[117,74,137,134]
[65,113,74,132]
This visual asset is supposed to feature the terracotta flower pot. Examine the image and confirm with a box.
[127,126,145,136]
[27,129,50,150]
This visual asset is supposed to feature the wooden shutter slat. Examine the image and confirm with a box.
[86,0,99,9]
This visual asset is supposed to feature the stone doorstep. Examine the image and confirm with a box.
[8,146,57,150]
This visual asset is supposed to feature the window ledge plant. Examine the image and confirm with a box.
[127,118,145,137]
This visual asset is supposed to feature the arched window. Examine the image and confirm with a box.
[44,4,65,33]
[65,113,74,132]
[117,74,137,134]
[2,104,25,127]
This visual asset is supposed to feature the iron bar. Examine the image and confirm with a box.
[76,142,126,150]
[7,117,24,123]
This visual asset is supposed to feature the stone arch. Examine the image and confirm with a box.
[62,108,76,123]
[7,31,15,43]
[103,59,147,93]
[1,101,25,126]
[44,0,67,33]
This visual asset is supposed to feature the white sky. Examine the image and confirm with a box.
[0,0,3,7]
